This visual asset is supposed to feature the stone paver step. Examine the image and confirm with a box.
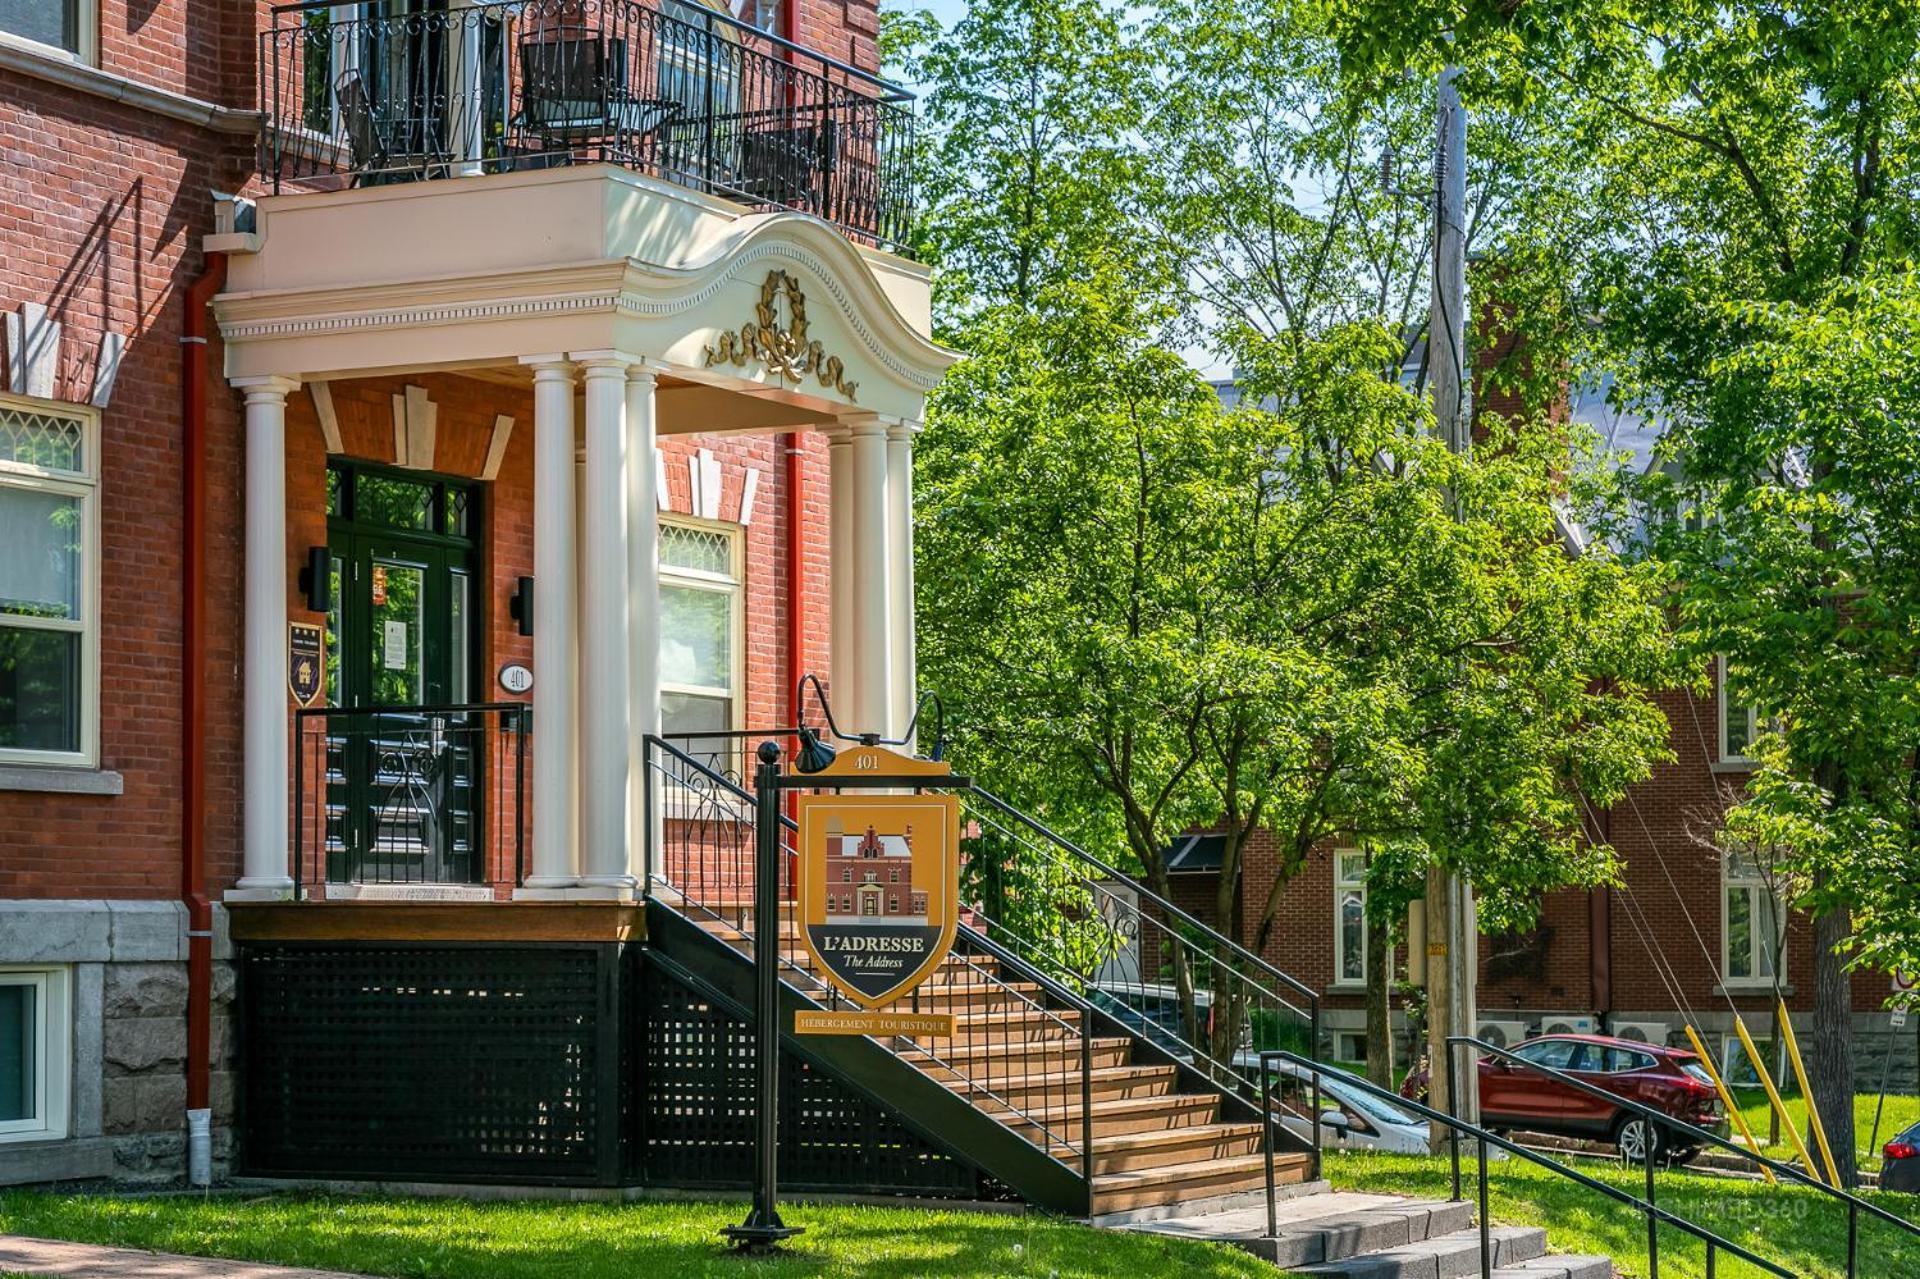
[1292,1224,1549,1277]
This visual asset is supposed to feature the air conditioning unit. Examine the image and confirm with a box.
[1612,1021,1671,1047]
[1478,1019,1530,1048]
[1541,1015,1598,1036]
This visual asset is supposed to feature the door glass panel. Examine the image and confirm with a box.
[369,558,426,705]
[449,570,470,704]
[325,555,344,707]
[357,474,435,531]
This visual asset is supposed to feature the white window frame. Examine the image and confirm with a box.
[0,393,101,769]
[0,965,72,1143]
[658,514,745,736]
[1332,848,1368,989]
[1717,655,1761,766]
[0,0,100,67]
[1722,849,1784,988]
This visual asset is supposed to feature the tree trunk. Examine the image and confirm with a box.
[1811,891,1858,1187]
[1366,921,1395,1088]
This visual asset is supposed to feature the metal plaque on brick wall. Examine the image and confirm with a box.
[289,622,324,706]
[796,793,960,1009]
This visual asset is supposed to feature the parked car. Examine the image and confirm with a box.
[1251,1056,1432,1154]
[1883,1122,1920,1193]
[1401,1033,1725,1162]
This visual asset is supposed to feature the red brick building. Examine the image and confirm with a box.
[0,0,937,1186]
[823,823,924,920]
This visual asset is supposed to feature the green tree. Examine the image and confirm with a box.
[1330,0,1920,1185]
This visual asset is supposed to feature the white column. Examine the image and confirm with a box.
[626,366,662,886]
[886,422,919,743]
[521,357,578,891]
[847,417,893,738]
[233,376,301,897]
[825,426,853,726]
[576,356,634,892]
[450,0,486,176]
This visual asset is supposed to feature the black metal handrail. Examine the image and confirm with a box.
[258,0,916,253]
[1451,1035,1920,1278]
[642,733,1098,1188]
[1263,1050,1793,1279]
[957,784,1321,1144]
[292,701,528,898]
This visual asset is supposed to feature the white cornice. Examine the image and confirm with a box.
[216,240,956,390]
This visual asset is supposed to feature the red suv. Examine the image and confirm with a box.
[1402,1033,1725,1162]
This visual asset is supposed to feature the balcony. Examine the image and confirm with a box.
[259,0,917,254]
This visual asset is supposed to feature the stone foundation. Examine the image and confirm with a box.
[0,899,234,1186]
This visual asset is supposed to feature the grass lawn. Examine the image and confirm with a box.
[1729,1089,1920,1175]
[0,1192,1274,1279]
[1325,1149,1920,1279]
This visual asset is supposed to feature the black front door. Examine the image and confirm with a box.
[324,463,482,884]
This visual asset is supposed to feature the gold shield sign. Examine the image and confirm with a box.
[796,792,961,1009]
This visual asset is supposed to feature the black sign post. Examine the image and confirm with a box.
[722,735,971,1256]
[722,740,802,1255]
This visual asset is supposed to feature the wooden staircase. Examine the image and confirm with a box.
[684,904,1315,1217]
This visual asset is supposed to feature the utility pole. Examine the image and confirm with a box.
[1424,62,1480,1141]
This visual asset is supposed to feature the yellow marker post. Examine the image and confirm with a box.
[1777,998,1842,1187]
[1733,1014,1823,1183]
[1684,1024,1776,1184]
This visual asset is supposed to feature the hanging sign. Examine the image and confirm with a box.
[288,623,324,706]
[794,789,961,1028]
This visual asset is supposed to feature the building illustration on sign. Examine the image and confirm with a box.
[797,794,960,1008]
[822,824,930,923]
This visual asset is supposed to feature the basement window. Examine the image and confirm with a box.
[0,966,70,1143]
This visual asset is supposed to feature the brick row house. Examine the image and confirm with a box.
[0,0,946,1187]
[1198,367,1906,1090]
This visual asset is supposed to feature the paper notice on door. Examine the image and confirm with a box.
[383,620,408,671]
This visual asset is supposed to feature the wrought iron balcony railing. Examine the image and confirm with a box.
[293,702,529,897]
[260,0,917,255]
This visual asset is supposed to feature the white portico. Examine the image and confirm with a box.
[211,164,954,901]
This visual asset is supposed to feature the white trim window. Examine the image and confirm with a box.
[0,0,97,62]
[1718,655,1762,765]
[0,394,100,768]
[658,518,743,764]
[1723,849,1783,986]
[1333,849,1367,987]
[0,965,71,1143]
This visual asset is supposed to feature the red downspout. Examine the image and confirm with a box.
[182,252,227,1120]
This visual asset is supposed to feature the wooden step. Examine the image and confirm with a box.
[914,1009,1082,1044]
[947,1064,1178,1111]
[1078,1122,1264,1174]
[904,1036,1132,1073]
[1001,1092,1220,1141]
[902,981,1044,1009]
[1090,1151,1309,1215]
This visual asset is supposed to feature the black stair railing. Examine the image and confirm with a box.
[1266,1049,1793,1279]
[957,785,1322,1144]
[643,732,1097,1190]
[1450,1035,1920,1279]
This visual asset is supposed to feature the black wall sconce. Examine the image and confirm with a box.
[509,575,535,636]
[297,546,330,613]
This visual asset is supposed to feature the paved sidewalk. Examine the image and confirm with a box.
[0,1236,372,1279]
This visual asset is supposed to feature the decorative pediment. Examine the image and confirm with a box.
[703,269,859,401]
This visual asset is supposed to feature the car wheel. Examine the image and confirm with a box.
[1615,1114,1662,1164]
